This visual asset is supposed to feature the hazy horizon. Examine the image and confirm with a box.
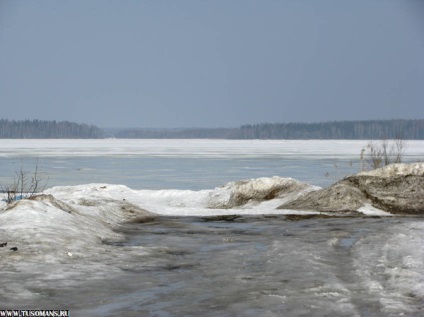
[1,1,423,128]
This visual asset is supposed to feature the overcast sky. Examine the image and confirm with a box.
[0,1,423,128]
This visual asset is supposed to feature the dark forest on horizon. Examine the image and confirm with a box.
[0,119,103,139]
[1,119,423,139]
[112,119,423,140]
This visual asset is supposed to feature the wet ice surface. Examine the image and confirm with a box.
[2,216,423,317]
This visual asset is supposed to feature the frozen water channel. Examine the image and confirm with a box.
[2,215,423,317]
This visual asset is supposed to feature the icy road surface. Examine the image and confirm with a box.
[1,215,424,317]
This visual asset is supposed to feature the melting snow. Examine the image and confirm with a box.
[1,176,423,313]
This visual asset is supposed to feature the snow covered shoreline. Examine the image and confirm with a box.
[1,162,423,263]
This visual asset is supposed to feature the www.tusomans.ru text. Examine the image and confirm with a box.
[0,311,69,317]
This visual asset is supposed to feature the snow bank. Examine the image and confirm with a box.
[280,162,424,214]
[0,184,158,302]
[0,186,154,264]
[42,177,317,217]
[122,177,322,216]
[206,176,316,209]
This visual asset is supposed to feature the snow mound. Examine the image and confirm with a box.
[279,182,367,213]
[207,176,315,208]
[0,185,154,265]
[0,187,155,303]
[358,162,424,177]
[279,163,424,214]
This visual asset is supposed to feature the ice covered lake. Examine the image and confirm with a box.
[1,139,424,316]
[0,139,422,190]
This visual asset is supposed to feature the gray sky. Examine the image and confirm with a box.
[1,1,423,128]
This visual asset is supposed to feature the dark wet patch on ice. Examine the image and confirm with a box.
[102,239,127,247]
[328,227,345,231]
[120,262,196,273]
[201,214,241,222]
[285,214,335,221]
[163,249,192,256]
[126,216,156,223]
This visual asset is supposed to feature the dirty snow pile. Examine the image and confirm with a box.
[206,176,316,209]
[279,162,424,214]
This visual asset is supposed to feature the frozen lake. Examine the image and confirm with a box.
[0,139,422,189]
[0,139,423,316]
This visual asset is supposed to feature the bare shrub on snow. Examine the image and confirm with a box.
[1,159,48,204]
[361,139,407,171]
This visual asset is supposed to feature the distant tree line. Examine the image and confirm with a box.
[2,119,423,139]
[0,119,104,138]
[114,127,240,139]
[238,119,424,139]
[114,119,424,140]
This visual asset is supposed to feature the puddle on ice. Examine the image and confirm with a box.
[2,216,424,317]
